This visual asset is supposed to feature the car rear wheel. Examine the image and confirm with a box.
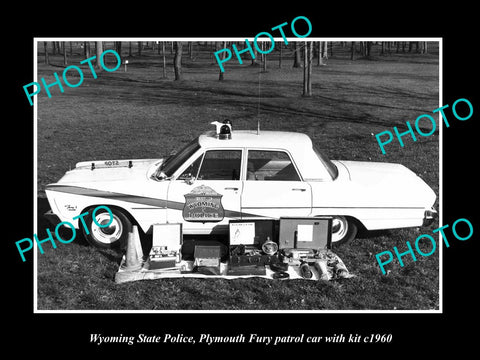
[330,216,357,246]
[82,207,132,249]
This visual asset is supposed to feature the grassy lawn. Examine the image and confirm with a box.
[36,41,439,310]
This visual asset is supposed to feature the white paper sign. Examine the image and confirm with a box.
[229,222,255,245]
[297,224,314,242]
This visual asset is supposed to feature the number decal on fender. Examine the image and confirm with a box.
[104,160,119,166]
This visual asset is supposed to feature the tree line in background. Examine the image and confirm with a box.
[41,41,434,97]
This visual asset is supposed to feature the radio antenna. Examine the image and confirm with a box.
[257,68,261,135]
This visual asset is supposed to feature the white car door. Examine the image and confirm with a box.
[166,149,243,234]
[241,149,312,218]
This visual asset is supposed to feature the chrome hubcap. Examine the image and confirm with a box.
[91,213,123,244]
[331,216,348,243]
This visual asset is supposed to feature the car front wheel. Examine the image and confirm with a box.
[82,207,132,249]
[330,216,357,246]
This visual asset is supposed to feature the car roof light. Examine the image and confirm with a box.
[211,119,232,139]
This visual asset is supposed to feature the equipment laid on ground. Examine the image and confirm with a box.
[193,245,222,275]
[227,265,267,276]
[114,216,354,284]
[228,220,279,274]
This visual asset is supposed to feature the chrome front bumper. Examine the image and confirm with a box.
[44,209,61,226]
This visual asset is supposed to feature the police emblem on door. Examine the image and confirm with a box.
[183,185,224,222]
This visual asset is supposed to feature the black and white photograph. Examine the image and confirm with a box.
[7,7,478,355]
[33,38,441,312]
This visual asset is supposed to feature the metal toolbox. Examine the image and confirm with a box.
[148,223,183,269]
[194,245,221,267]
[278,217,332,250]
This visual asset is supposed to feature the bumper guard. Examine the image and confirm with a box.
[422,208,438,226]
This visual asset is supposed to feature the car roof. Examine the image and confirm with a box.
[198,130,313,150]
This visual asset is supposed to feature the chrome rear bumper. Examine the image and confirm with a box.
[422,208,438,226]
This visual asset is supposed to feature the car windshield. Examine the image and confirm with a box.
[157,139,201,178]
[313,146,338,180]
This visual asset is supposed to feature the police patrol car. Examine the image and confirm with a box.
[45,120,437,248]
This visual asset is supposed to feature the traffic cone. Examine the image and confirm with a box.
[132,225,144,263]
[121,227,142,271]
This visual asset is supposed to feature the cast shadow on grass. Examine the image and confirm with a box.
[357,227,390,240]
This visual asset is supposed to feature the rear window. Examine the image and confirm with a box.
[313,146,338,180]
[247,150,301,181]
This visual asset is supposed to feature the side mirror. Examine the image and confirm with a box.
[153,171,168,181]
[184,174,196,185]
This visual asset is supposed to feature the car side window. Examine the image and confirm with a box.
[197,150,242,180]
[178,154,202,180]
[247,150,301,181]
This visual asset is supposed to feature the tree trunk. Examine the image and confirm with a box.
[318,41,327,65]
[95,41,102,69]
[279,42,282,68]
[174,42,183,81]
[307,42,313,95]
[250,42,258,66]
[44,42,49,64]
[303,42,308,95]
[418,41,427,54]
[261,42,267,72]
[350,41,355,60]
[219,41,226,80]
[293,42,302,68]
[63,41,67,65]
[322,42,328,59]
[138,42,142,56]
[162,41,167,78]
[302,42,313,96]
[317,42,321,66]
[116,41,122,56]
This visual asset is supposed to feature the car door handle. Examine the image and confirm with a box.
[292,188,306,192]
[225,187,239,191]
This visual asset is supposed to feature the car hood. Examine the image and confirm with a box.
[335,160,437,207]
[50,158,163,185]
